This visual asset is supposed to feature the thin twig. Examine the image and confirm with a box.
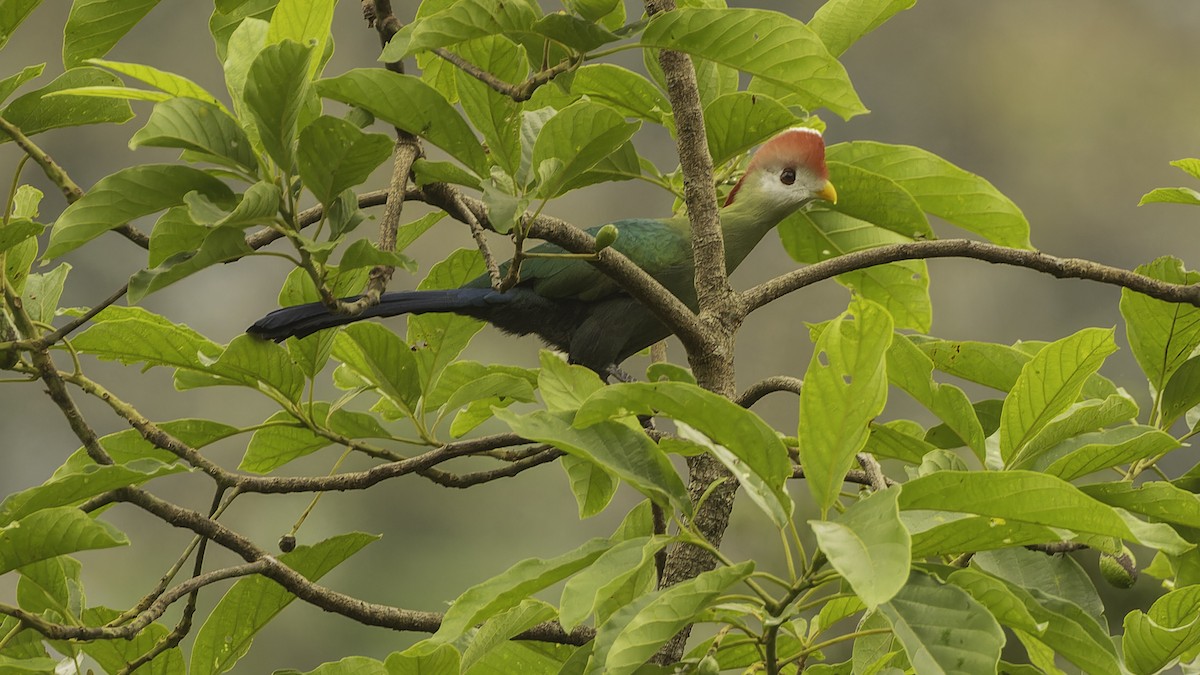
[736,376,803,408]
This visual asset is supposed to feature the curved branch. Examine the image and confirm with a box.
[736,376,803,408]
[745,239,1200,312]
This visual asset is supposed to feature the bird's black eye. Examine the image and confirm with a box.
[780,168,796,185]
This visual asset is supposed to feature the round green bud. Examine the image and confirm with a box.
[1099,546,1137,589]
[594,223,619,251]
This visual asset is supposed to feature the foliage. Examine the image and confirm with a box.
[1,0,1199,674]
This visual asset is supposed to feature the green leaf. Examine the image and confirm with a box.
[1169,158,1200,180]
[130,97,258,172]
[461,599,557,672]
[809,0,917,57]
[387,644,461,675]
[129,226,255,302]
[0,460,186,526]
[531,12,619,52]
[336,238,417,274]
[56,418,238,476]
[437,372,535,424]
[575,380,791,525]
[72,306,223,372]
[1162,355,1200,429]
[828,141,1032,248]
[62,0,162,68]
[46,164,234,259]
[879,572,1004,675]
[1007,392,1139,470]
[0,507,127,575]
[1081,481,1200,530]
[318,69,487,174]
[190,533,377,675]
[1123,586,1200,675]
[240,411,331,473]
[907,512,1062,558]
[88,57,227,107]
[20,262,69,324]
[642,8,866,119]
[496,409,689,514]
[282,656,389,675]
[811,488,911,608]
[221,15,270,117]
[1000,327,1117,466]
[531,100,640,198]
[590,562,754,675]
[0,1,41,52]
[887,335,985,461]
[826,161,934,239]
[560,64,671,127]
[973,548,1105,627]
[244,39,313,170]
[866,421,937,464]
[298,115,394,206]
[0,64,45,105]
[1034,426,1179,481]
[386,0,539,59]
[1120,257,1200,393]
[561,454,617,518]
[558,536,667,631]
[780,210,930,331]
[949,568,1121,675]
[0,67,133,142]
[426,537,613,646]
[799,298,893,513]
[333,322,422,418]
[703,93,801,166]
[266,0,335,78]
[454,36,526,176]
[210,333,306,405]
[538,351,605,412]
[899,470,1192,554]
[1139,187,1200,206]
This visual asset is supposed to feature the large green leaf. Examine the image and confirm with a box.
[0,64,45,105]
[828,141,1032,248]
[497,408,689,514]
[425,537,613,646]
[130,96,258,172]
[408,248,487,389]
[0,67,133,141]
[809,0,917,57]
[973,548,1105,627]
[886,335,985,460]
[906,512,1062,558]
[590,562,754,675]
[1120,257,1200,394]
[878,572,1004,675]
[1081,481,1200,530]
[811,488,911,608]
[1123,586,1200,675]
[0,460,186,526]
[72,306,224,371]
[1007,392,1139,470]
[62,0,162,67]
[949,567,1121,675]
[899,470,1191,554]
[559,64,671,128]
[799,297,893,513]
[454,35,526,176]
[0,0,41,52]
[0,508,127,575]
[703,92,800,166]
[531,100,640,198]
[1032,425,1179,481]
[333,322,422,418]
[266,0,334,78]
[780,210,930,331]
[128,226,255,302]
[558,536,668,631]
[297,115,394,206]
[190,533,377,675]
[1161,355,1200,429]
[642,8,866,119]
[46,164,234,258]
[318,69,486,174]
[384,0,539,59]
[84,58,227,107]
[244,39,312,170]
[999,327,1117,466]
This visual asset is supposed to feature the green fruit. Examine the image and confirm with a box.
[1099,546,1137,589]
[594,223,619,251]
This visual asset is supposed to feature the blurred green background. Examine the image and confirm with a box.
[2,1,1199,671]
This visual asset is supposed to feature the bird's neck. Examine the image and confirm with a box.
[718,193,795,271]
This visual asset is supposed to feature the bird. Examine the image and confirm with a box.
[248,127,836,373]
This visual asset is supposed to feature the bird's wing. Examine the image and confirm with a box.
[470,218,693,302]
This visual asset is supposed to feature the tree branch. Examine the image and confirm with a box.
[744,238,1200,312]
[736,376,804,408]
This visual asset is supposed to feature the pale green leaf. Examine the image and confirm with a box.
[0,508,127,575]
[809,0,917,57]
[878,572,1003,675]
[62,0,162,68]
[811,488,911,608]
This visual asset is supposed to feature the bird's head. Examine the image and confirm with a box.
[723,127,836,219]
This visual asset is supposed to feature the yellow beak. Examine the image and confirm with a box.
[817,181,838,204]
